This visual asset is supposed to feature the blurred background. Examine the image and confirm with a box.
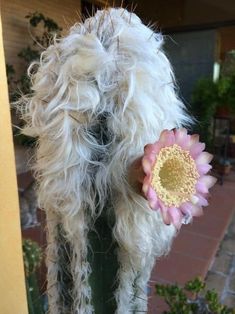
[1,0,235,313]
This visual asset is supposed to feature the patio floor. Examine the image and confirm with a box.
[19,170,235,312]
[148,171,235,313]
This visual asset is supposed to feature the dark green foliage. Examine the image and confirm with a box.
[184,277,205,293]
[6,12,62,146]
[25,12,62,48]
[155,277,235,314]
[191,74,235,150]
[7,12,62,99]
[191,78,218,150]
[18,47,40,65]
[217,75,235,109]
[191,79,218,118]
[26,12,62,33]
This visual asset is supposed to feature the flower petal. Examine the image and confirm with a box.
[188,134,200,147]
[180,202,203,217]
[146,186,158,201]
[144,142,163,155]
[195,176,217,194]
[159,129,170,142]
[199,175,217,189]
[190,142,206,159]
[196,180,209,194]
[142,175,151,194]
[180,202,192,213]
[190,194,199,205]
[175,128,188,147]
[196,194,209,207]
[168,207,183,229]
[197,164,212,175]
[142,157,153,175]
[184,134,200,150]
[166,131,176,146]
[175,128,187,138]
[159,129,175,147]
[147,153,156,164]
[149,198,159,211]
[196,152,213,165]
[158,200,171,225]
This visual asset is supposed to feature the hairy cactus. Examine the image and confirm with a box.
[23,239,44,314]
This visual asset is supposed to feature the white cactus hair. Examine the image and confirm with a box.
[19,7,191,314]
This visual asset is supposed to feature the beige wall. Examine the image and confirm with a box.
[1,0,81,75]
[0,12,28,314]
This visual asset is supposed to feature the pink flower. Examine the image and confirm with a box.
[142,129,217,229]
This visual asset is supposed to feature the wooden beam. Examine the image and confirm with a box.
[163,19,235,34]
[0,12,28,314]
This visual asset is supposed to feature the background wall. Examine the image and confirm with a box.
[165,30,217,103]
[219,26,235,60]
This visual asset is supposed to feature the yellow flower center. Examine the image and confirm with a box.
[151,144,199,207]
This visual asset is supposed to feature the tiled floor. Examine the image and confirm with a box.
[149,172,235,313]
[206,210,235,308]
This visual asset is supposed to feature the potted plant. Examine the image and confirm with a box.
[191,63,235,150]
[155,277,235,314]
